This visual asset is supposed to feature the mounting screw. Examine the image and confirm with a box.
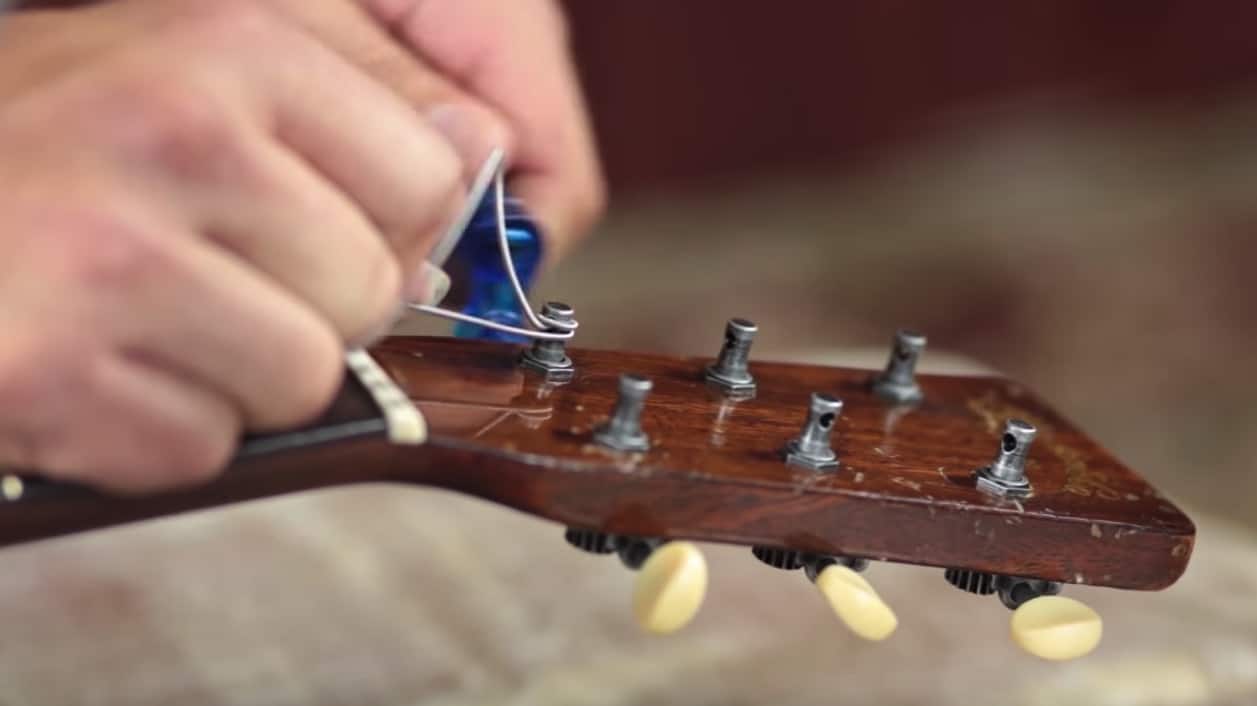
[872,329,927,403]
[705,318,757,396]
[784,393,843,470]
[594,374,653,452]
[976,419,1036,497]
[519,301,576,381]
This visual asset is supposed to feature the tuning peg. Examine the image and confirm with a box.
[872,329,927,403]
[594,374,653,452]
[565,529,707,634]
[1010,595,1103,660]
[784,393,843,470]
[632,541,708,634]
[705,318,758,397]
[519,301,576,381]
[807,559,898,641]
[975,418,1036,497]
[943,568,1097,658]
[751,548,895,641]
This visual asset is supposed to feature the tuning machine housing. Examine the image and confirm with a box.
[943,568,1062,610]
[564,528,660,568]
[564,527,707,635]
[751,546,869,574]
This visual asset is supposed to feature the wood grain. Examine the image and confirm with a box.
[0,336,1194,592]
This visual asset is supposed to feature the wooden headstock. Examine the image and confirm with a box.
[0,332,1193,658]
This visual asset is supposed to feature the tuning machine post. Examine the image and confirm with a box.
[594,374,653,452]
[519,301,577,381]
[751,547,897,641]
[565,528,708,634]
[705,318,758,397]
[784,393,843,470]
[975,419,1036,497]
[872,329,927,403]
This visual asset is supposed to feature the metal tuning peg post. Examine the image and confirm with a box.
[519,301,577,381]
[975,419,1036,497]
[784,393,843,470]
[751,548,897,641]
[565,528,708,635]
[705,318,758,397]
[594,374,653,452]
[872,329,927,403]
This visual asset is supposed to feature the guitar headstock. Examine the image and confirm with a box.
[370,323,1189,657]
[0,323,1193,660]
[372,328,1194,581]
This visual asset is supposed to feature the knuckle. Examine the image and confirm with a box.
[109,80,244,180]
[53,210,169,295]
[537,0,572,42]
[343,246,402,344]
[577,170,609,233]
[268,322,344,428]
[164,424,236,486]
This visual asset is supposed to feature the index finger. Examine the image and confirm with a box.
[365,0,607,264]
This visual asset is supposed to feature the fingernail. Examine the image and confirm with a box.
[427,103,512,179]
[407,261,450,306]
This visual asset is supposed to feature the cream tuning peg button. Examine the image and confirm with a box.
[813,563,898,641]
[632,541,708,635]
[1010,595,1103,660]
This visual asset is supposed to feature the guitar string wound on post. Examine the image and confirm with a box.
[519,301,577,381]
[410,147,580,346]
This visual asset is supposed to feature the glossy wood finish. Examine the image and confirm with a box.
[0,336,1194,591]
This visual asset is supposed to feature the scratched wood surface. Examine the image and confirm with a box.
[0,336,1195,592]
[0,341,1234,706]
[372,336,1195,591]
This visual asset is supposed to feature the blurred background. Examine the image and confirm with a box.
[2,3,1255,705]
[546,1,1257,530]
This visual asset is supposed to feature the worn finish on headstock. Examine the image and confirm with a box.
[0,336,1193,592]
[370,337,1193,591]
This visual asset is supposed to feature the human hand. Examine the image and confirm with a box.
[251,0,606,264]
[0,0,463,491]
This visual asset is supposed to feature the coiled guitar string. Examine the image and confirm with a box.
[408,150,577,341]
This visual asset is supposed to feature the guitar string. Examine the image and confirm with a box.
[407,158,577,341]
